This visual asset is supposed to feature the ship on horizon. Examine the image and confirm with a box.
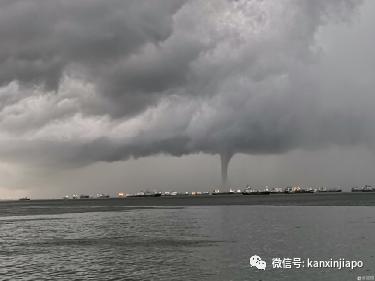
[352,185,374,192]
[242,186,270,195]
[127,191,162,198]
[211,188,241,195]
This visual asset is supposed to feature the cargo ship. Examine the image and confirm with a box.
[242,188,270,195]
[284,186,314,194]
[352,185,374,192]
[211,189,239,195]
[127,191,162,198]
[317,187,342,193]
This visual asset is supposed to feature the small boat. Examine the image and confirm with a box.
[19,197,30,201]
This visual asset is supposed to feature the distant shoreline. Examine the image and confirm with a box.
[0,192,374,217]
[1,192,375,206]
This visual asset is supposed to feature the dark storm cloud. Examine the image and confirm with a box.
[0,0,374,168]
[0,0,186,90]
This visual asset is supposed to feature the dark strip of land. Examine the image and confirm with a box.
[0,192,374,217]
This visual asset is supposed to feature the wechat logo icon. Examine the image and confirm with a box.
[249,255,267,270]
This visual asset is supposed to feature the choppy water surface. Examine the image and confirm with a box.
[0,203,374,280]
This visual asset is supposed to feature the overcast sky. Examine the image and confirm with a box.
[0,0,375,198]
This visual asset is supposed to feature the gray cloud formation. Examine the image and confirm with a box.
[0,0,185,89]
[0,0,374,169]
